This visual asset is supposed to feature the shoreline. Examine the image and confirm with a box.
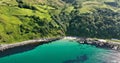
[63,37,120,51]
[0,36,120,52]
[0,37,61,52]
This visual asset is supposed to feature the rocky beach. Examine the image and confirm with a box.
[63,37,120,51]
[0,38,61,52]
[0,37,120,63]
[1,37,120,52]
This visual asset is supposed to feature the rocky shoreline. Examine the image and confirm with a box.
[0,38,61,52]
[0,36,120,53]
[64,37,120,51]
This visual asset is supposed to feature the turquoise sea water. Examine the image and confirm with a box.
[0,40,120,63]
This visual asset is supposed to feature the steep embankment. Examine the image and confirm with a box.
[0,0,120,44]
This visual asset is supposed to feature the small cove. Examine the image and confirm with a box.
[0,40,120,63]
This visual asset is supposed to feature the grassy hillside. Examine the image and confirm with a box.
[0,0,120,44]
[0,0,65,44]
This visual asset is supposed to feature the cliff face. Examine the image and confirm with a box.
[0,0,120,43]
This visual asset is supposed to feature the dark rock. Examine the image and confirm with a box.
[76,37,120,51]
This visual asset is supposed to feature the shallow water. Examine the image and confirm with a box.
[0,40,120,63]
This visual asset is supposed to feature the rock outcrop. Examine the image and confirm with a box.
[76,38,120,51]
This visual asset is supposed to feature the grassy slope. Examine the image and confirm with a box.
[0,0,65,44]
[0,0,120,44]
